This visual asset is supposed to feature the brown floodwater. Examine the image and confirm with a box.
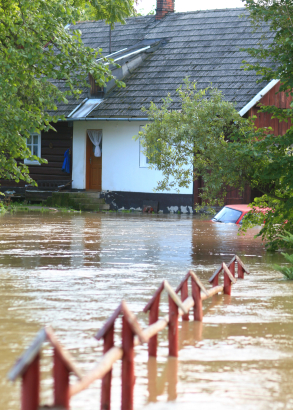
[0,211,292,410]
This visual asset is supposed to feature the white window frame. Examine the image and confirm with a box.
[24,133,41,165]
[139,125,149,168]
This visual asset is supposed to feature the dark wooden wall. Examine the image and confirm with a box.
[30,122,72,182]
[0,121,72,189]
[193,178,251,207]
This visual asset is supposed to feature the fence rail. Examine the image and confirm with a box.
[8,255,250,410]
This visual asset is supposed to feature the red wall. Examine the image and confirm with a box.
[248,81,292,135]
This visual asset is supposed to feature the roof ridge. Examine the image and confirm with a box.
[74,7,248,26]
[173,7,246,13]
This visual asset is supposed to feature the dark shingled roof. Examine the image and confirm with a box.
[56,8,274,118]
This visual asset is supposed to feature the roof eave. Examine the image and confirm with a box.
[238,79,279,116]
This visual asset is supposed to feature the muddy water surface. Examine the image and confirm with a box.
[0,212,292,410]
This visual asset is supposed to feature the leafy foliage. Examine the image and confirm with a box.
[140,1,293,250]
[273,232,293,279]
[238,0,293,250]
[79,0,135,25]
[242,0,293,92]
[139,78,293,250]
[138,80,265,206]
[0,0,133,185]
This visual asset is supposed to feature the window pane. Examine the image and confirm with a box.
[212,207,242,223]
[33,145,38,156]
[139,138,147,167]
[27,136,32,145]
[33,135,38,144]
[147,144,160,163]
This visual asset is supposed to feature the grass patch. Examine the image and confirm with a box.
[2,199,78,214]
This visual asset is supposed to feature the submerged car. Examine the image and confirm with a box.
[211,204,251,225]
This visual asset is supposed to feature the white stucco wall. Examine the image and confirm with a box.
[72,120,193,194]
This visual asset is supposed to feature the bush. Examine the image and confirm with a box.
[273,232,293,279]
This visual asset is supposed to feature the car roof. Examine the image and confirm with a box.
[225,204,251,212]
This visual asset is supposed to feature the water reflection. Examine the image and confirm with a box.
[0,212,292,410]
[147,357,178,403]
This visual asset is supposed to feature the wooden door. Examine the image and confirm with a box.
[86,134,102,190]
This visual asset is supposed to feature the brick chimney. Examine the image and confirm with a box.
[156,0,174,20]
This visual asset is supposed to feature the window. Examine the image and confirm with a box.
[24,133,41,165]
[212,207,242,223]
[139,125,161,168]
[139,138,149,168]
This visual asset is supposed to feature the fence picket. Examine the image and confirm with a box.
[8,255,248,410]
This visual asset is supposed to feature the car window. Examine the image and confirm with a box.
[238,214,247,225]
[212,207,242,223]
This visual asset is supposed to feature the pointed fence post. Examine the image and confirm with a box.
[212,274,219,286]
[208,256,240,292]
[120,301,147,410]
[164,281,188,357]
[53,348,70,409]
[8,327,81,410]
[223,263,236,295]
[209,264,223,287]
[228,256,236,278]
[21,354,40,410]
[96,301,146,410]
[180,280,189,321]
[192,276,202,321]
[236,256,250,279]
[238,263,244,279]
[189,271,208,322]
[101,325,114,410]
[46,327,82,410]
[95,304,121,410]
[168,295,178,357]
[143,283,164,357]
[175,273,190,321]
[7,329,47,410]
[122,315,134,410]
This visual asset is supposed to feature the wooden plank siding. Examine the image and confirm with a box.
[0,122,72,189]
[248,81,292,135]
[193,177,251,207]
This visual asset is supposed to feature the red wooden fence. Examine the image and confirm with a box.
[8,255,250,410]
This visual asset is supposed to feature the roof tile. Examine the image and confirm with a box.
[55,8,274,117]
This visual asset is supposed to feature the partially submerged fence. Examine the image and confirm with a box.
[8,255,249,410]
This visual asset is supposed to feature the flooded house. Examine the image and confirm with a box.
[1,1,290,212]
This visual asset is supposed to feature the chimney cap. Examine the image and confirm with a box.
[156,0,174,20]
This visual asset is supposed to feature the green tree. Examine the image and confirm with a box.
[138,80,263,206]
[80,0,135,25]
[242,0,293,93]
[140,1,293,251]
[239,0,293,250]
[138,79,293,250]
[0,0,134,186]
